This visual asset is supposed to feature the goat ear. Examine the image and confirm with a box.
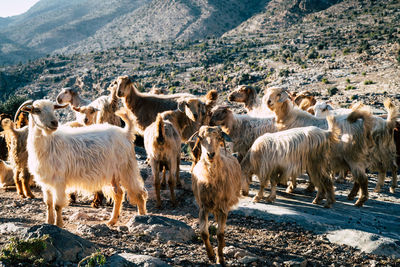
[277,91,289,103]
[218,127,232,142]
[177,100,186,112]
[54,104,68,110]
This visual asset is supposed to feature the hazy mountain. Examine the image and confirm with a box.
[0,0,343,65]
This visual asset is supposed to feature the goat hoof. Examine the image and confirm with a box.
[106,220,117,226]
[252,196,261,203]
[26,194,35,199]
[217,257,226,266]
[286,187,294,194]
[354,199,365,207]
[390,187,396,194]
[347,194,356,201]
[373,187,381,193]
[265,196,276,203]
[91,202,100,209]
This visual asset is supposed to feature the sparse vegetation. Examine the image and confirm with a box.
[78,251,106,267]
[364,80,374,85]
[0,236,48,266]
[328,87,338,96]
[345,85,356,90]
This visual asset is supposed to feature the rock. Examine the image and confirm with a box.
[283,258,305,267]
[106,253,170,267]
[127,215,195,243]
[76,223,112,237]
[239,256,259,264]
[0,222,28,234]
[223,245,256,259]
[70,211,90,221]
[326,229,400,258]
[22,224,96,263]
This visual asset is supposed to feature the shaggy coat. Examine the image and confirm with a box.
[264,87,374,207]
[0,160,14,188]
[0,113,12,161]
[20,100,147,227]
[241,117,340,208]
[1,119,34,198]
[191,126,242,266]
[228,85,273,117]
[144,114,181,208]
[116,76,195,134]
[209,106,277,162]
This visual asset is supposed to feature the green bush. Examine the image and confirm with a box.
[0,95,29,116]
[78,251,106,267]
[327,87,338,96]
[0,236,48,266]
[364,80,374,85]
[321,78,329,84]
[345,85,356,90]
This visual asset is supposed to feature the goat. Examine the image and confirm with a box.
[1,119,34,198]
[116,76,194,135]
[17,100,147,227]
[0,113,13,161]
[0,159,14,188]
[209,106,277,162]
[264,87,374,207]
[144,114,181,208]
[228,85,273,117]
[292,90,316,108]
[56,87,91,124]
[314,100,398,193]
[191,126,242,266]
[241,116,339,208]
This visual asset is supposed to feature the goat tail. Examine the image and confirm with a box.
[326,115,340,144]
[384,98,398,130]
[347,106,374,147]
[155,114,165,145]
[115,108,136,141]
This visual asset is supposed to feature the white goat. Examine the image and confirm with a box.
[191,126,242,266]
[209,106,277,162]
[17,100,147,227]
[241,116,340,208]
[264,87,374,207]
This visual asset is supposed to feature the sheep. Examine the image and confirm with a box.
[1,118,34,198]
[314,100,399,193]
[190,126,242,266]
[0,159,14,188]
[56,87,91,123]
[144,114,181,208]
[209,106,277,162]
[228,85,273,117]
[264,87,374,207]
[241,116,339,208]
[116,76,194,135]
[17,100,147,227]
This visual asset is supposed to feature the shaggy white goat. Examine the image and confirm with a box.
[264,87,374,207]
[241,116,339,208]
[17,100,147,227]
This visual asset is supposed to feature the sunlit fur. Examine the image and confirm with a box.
[26,100,147,227]
[241,116,339,208]
[314,101,351,118]
[116,75,194,135]
[0,160,14,188]
[264,87,374,207]
[56,87,91,124]
[1,119,34,198]
[144,114,181,208]
[209,106,277,162]
[191,126,242,265]
[228,85,273,117]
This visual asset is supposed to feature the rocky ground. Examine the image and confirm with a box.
[0,147,399,266]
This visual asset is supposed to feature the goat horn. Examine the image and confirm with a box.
[54,103,68,110]
[187,130,199,143]
[14,99,33,122]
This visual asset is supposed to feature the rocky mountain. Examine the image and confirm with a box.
[0,0,345,65]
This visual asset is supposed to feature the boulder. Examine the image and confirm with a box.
[22,224,96,263]
[127,215,195,243]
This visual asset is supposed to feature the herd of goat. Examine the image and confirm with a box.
[0,77,399,265]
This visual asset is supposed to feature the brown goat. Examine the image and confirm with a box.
[191,126,242,266]
[0,113,13,161]
[116,76,194,135]
[1,119,34,198]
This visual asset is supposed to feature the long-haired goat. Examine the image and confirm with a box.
[1,118,34,198]
[0,113,12,161]
[314,100,398,193]
[0,159,14,188]
[56,87,91,124]
[144,114,181,208]
[17,100,147,227]
[191,126,242,266]
[264,87,374,207]
[228,85,273,117]
[209,106,277,162]
[116,76,194,135]
[241,116,340,208]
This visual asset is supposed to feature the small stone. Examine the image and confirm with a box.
[239,256,258,264]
